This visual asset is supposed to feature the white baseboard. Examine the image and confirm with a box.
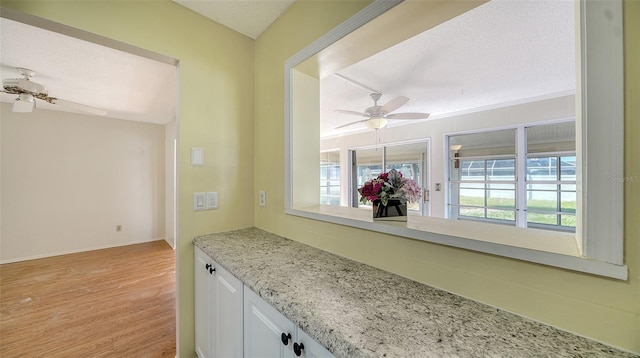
[0,237,166,264]
[164,236,176,249]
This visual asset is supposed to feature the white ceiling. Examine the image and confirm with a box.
[0,0,293,124]
[171,0,296,40]
[1,0,575,134]
[0,17,177,125]
[320,0,576,138]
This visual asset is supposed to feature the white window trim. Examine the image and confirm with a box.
[579,0,624,265]
[284,0,626,280]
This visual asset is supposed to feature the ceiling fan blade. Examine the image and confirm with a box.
[335,118,370,129]
[380,96,409,114]
[334,109,368,117]
[49,98,108,116]
[386,112,430,120]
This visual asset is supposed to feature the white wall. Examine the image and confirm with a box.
[0,103,166,263]
[321,95,576,217]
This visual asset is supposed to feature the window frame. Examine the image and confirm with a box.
[349,140,429,216]
[450,155,518,225]
[284,0,626,280]
[320,149,341,206]
[525,153,577,232]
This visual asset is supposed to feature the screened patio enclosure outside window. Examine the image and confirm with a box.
[448,121,576,232]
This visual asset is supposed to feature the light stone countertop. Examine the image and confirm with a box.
[193,227,636,358]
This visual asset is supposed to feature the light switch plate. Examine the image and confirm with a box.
[191,148,204,166]
[206,192,218,209]
[194,192,206,211]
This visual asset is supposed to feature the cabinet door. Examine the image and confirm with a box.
[244,288,296,358]
[194,247,213,358]
[296,328,335,358]
[212,264,243,357]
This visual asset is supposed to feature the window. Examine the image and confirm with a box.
[320,150,340,205]
[448,122,576,232]
[454,157,517,223]
[449,129,517,224]
[526,155,576,230]
[354,148,383,208]
[385,143,427,214]
[351,141,428,214]
[526,121,576,231]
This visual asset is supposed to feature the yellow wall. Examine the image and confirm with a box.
[2,0,638,355]
[1,1,255,356]
[255,0,639,354]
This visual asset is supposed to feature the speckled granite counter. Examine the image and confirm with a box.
[193,227,635,358]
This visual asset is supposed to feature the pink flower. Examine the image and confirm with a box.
[358,169,421,205]
[358,181,379,201]
[398,177,422,203]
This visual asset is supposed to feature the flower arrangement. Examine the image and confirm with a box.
[358,168,422,206]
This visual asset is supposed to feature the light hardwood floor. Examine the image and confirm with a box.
[0,240,176,357]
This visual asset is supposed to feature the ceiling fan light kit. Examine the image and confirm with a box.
[13,93,35,113]
[334,92,430,130]
[2,67,107,116]
[366,117,388,130]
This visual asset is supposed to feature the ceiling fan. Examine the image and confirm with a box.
[1,67,107,116]
[334,92,429,130]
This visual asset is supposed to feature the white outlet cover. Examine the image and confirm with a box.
[259,190,266,207]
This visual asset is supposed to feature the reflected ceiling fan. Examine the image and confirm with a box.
[2,67,107,116]
[335,92,429,130]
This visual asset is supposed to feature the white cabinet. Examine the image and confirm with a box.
[195,246,334,358]
[195,247,212,358]
[295,328,335,358]
[244,288,334,358]
[194,247,243,358]
[211,262,243,357]
[244,287,297,358]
